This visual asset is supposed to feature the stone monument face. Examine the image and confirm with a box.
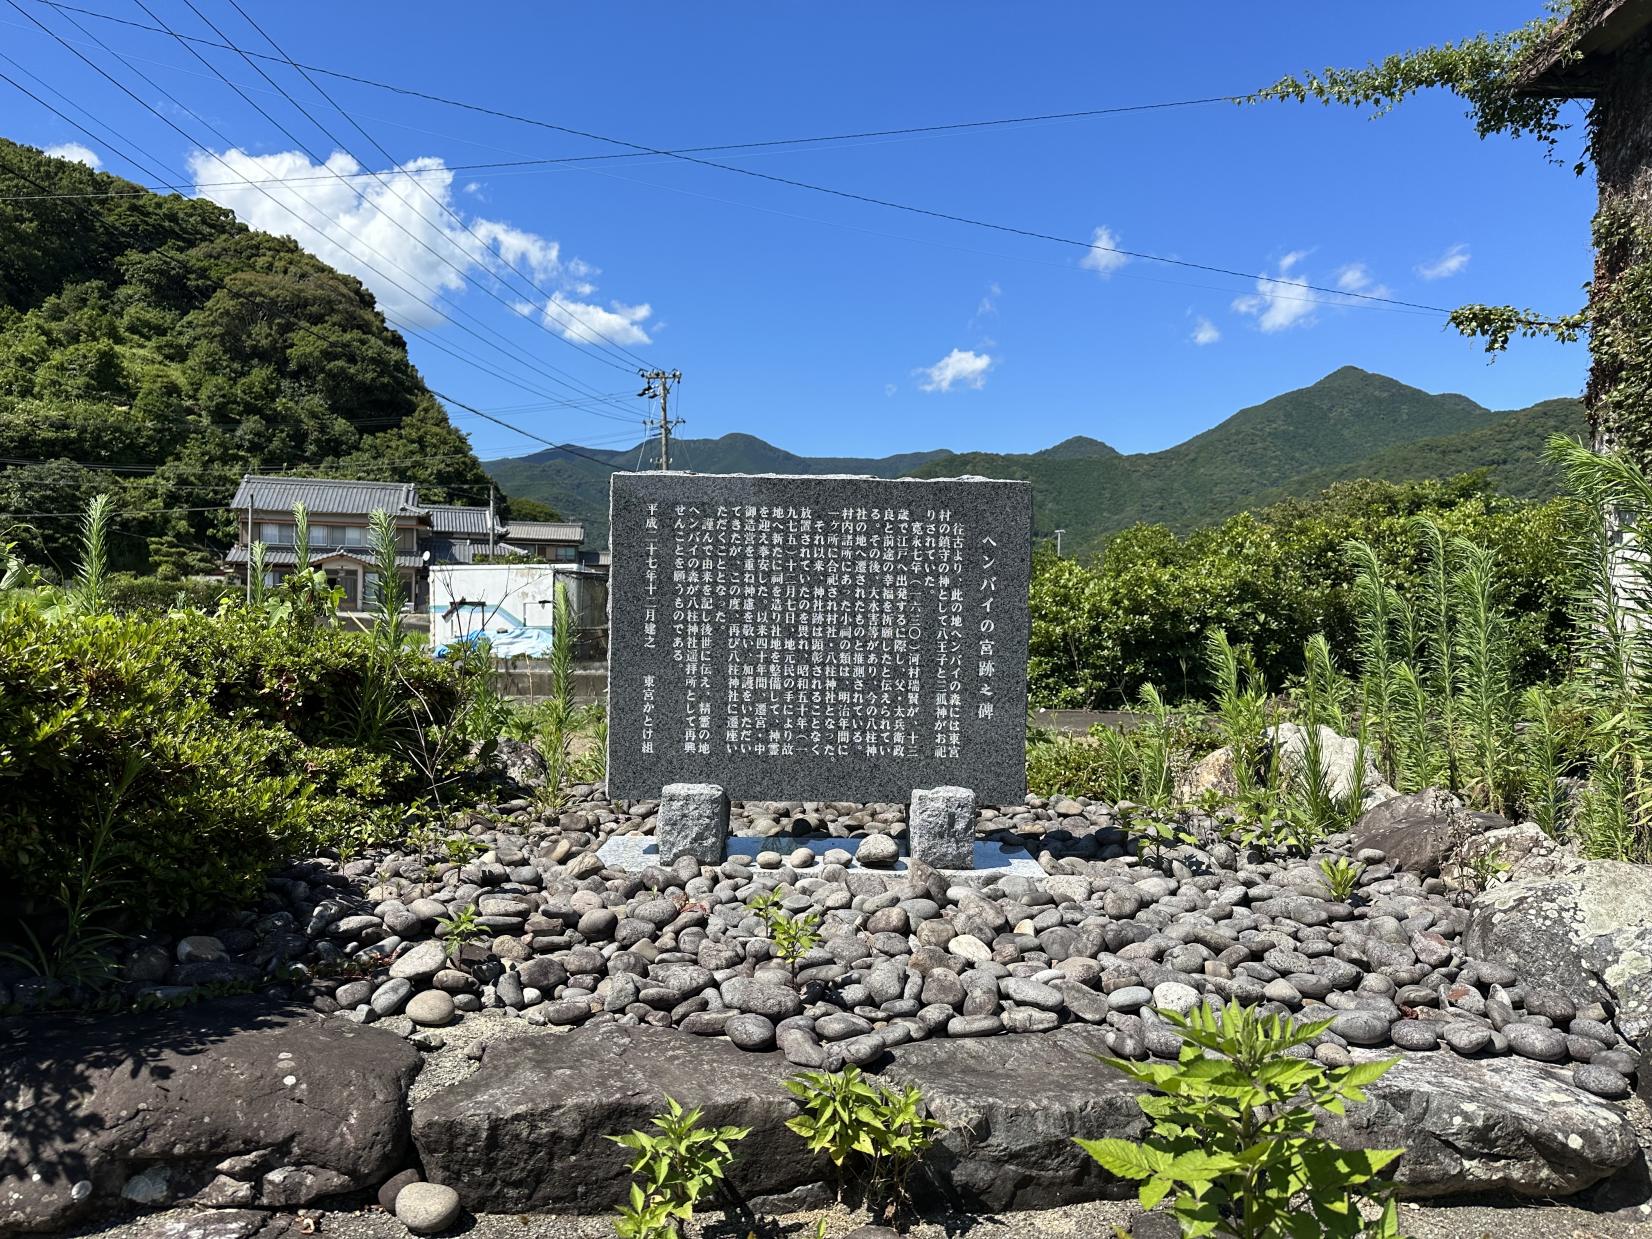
[607,472,1033,803]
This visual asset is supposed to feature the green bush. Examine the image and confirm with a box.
[1030,476,1578,708]
[1026,730,1117,800]
[0,596,467,928]
[106,573,234,614]
[1080,999,1403,1238]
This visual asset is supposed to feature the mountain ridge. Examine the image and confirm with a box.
[485,368,1585,550]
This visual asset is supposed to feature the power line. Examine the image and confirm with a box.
[156,0,650,377]
[427,388,628,471]
[11,0,1457,316]
[0,97,1242,202]
[4,1,619,411]
[213,0,657,373]
[0,129,624,487]
[26,0,640,406]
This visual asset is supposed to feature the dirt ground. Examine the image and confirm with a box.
[79,1178,1652,1239]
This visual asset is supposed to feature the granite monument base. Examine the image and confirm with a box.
[594,833,1044,883]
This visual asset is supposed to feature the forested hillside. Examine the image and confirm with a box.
[485,431,950,545]
[0,139,491,576]
[905,367,1586,553]
[488,368,1583,549]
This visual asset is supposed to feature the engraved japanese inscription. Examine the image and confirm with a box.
[607,472,1032,802]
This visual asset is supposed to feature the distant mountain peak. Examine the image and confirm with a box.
[1036,435,1121,460]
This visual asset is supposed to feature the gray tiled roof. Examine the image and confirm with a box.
[230,475,422,517]
[227,544,425,569]
[506,520,584,543]
[426,504,499,536]
[427,538,534,564]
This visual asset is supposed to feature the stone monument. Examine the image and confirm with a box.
[607,472,1032,868]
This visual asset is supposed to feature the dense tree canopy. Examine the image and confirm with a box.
[1029,474,1578,708]
[0,138,493,576]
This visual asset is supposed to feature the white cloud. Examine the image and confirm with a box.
[1333,261,1392,301]
[1335,263,1371,292]
[1416,243,1470,280]
[1080,225,1128,277]
[1191,316,1221,346]
[974,281,1001,320]
[918,348,993,393]
[44,142,101,169]
[187,148,645,333]
[549,299,652,347]
[884,383,898,397]
[1232,251,1318,333]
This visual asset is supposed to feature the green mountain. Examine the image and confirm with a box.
[903,367,1584,552]
[488,368,1583,550]
[485,432,950,545]
[0,138,491,576]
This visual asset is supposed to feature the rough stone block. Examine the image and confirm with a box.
[910,785,976,869]
[657,783,728,864]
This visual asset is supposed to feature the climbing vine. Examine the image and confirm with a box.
[1250,15,1575,149]
[1250,1,1652,463]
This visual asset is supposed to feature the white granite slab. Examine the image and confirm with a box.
[595,833,1045,882]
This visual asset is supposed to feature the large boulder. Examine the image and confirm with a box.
[1269,724,1397,810]
[1173,745,1242,805]
[1320,1049,1639,1198]
[876,1025,1148,1211]
[1466,858,1652,1043]
[411,1021,822,1212]
[1351,787,1504,876]
[0,999,420,1234]
[491,737,548,789]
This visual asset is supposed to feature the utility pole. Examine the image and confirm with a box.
[638,368,683,470]
[487,483,497,558]
[1053,528,1065,557]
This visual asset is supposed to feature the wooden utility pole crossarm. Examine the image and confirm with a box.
[638,369,683,471]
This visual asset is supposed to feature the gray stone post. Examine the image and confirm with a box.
[657,783,729,864]
[909,785,977,869]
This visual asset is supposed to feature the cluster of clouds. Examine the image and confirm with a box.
[909,231,1476,393]
[187,148,652,342]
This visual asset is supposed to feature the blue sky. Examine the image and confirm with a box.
[5,1,1595,462]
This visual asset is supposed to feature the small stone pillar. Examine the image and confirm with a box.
[657,783,729,864]
[909,785,977,869]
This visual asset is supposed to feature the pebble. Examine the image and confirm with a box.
[395,1181,461,1234]
[377,1169,421,1214]
[389,940,448,981]
[725,1013,777,1051]
[370,978,412,1017]
[1573,1064,1631,1099]
[1108,985,1152,1013]
[1389,1020,1440,1051]
[406,990,456,1027]
[856,834,899,867]
[1151,981,1199,1016]
[1443,1023,1492,1055]
[1331,1010,1390,1046]
[1504,1022,1568,1063]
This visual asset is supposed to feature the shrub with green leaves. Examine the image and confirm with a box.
[1078,999,1403,1239]
[607,1096,748,1239]
[1319,856,1364,903]
[784,1066,940,1215]
[747,889,822,964]
[0,592,470,933]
